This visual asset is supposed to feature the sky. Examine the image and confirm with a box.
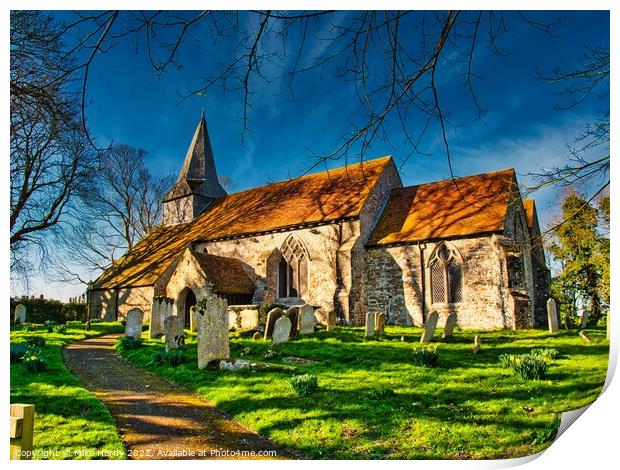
[14,10,610,300]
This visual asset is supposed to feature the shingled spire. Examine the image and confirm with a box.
[162,113,227,225]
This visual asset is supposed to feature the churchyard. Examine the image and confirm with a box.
[118,314,608,459]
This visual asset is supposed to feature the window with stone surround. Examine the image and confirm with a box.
[278,235,309,298]
[429,243,463,305]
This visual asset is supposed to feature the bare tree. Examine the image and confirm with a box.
[51,144,174,282]
[10,11,95,279]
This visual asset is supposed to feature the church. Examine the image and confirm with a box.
[91,114,551,330]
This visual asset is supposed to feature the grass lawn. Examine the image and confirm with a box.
[10,322,126,460]
[120,325,609,459]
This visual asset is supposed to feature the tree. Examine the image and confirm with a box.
[10,11,95,279]
[549,191,607,327]
[51,144,173,282]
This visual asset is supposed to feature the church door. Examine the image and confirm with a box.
[184,289,197,328]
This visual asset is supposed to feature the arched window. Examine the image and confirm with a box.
[429,243,463,304]
[278,235,309,298]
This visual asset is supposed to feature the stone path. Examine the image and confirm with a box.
[63,334,294,460]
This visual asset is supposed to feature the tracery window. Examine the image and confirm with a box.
[429,243,463,304]
[278,235,309,298]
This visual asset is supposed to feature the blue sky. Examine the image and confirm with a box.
[18,10,610,299]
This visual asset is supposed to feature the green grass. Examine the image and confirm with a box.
[121,325,609,459]
[10,322,126,460]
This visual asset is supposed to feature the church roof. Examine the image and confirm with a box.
[367,168,517,246]
[94,156,394,289]
[190,251,255,295]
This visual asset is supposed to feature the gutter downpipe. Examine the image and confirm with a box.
[418,241,427,324]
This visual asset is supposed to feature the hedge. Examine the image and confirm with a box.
[10,298,87,324]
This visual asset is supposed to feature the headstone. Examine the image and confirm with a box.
[326,310,336,331]
[473,334,481,353]
[579,330,592,343]
[286,307,300,337]
[547,298,559,333]
[299,304,316,334]
[442,312,457,339]
[419,311,439,343]
[252,331,262,340]
[580,310,590,329]
[365,312,375,337]
[264,308,285,339]
[272,316,292,344]
[149,296,173,338]
[124,308,144,339]
[376,312,386,337]
[195,296,230,369]
[164,315,185,351]
[14,304,26,324]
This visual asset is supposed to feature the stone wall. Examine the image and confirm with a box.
[365,236,517,329]
[90,286,153,321]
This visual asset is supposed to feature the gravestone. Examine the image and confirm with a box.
[473,334,481,353]
[252,331,262,340]
[272,316,292,345]
[326,310,336,331]
[195,296,230,369]
[149,296,173,339]
[125,308,144,339]
[164,315,185,351]
[264,308,285,340]
[547,298,559,333]
[365,312,375,337]
[376,313,386,337]
[14,304,26,324]
[420,311,439,343]
[580,310,590,329]
[442,312,457,339]
[286,307,300,337]
[299,304,316,334]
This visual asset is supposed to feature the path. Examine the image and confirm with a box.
[63,334,294,460]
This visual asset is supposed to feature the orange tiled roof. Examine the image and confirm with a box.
[367,169,517,245]
[522,199,536,230]
[95,156,394,289]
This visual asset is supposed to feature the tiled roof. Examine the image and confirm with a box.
[367,169,517,245]
[94,156,394,289]
[190,251,255,295]
[522,199,536,230]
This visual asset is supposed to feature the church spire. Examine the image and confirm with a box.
[162,113,227,225]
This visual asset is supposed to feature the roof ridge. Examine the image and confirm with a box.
[396,167,515,191]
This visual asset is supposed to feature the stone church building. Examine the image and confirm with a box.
[91,114,550,330]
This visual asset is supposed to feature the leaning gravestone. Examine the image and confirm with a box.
[196,296,230,369]
[376,312,386,337]
[299,304,316,334]
[326,310,336,331]
[264,308,285,339]
[286,307,300,337]
[365,312,375,337]
[164,315,185,351]
[14,304,26,324]
[150,296,173,338]
[442,312,457,339]
[420,311,439,343]
[547,298,559,333]
[473,334,482,353]
[272,316,292,345]
[125,308,144,339]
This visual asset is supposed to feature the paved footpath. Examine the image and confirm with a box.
[63,333,295,460]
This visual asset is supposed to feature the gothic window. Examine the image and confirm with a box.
[429,243,463,304]
[278,235,309,298]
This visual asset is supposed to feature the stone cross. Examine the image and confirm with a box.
[547,298,559,333]
[299,304,316,334]
[164,315,185,352]
[195,296,230,369]
[272,316,292,344]
[264,308,285,340]
[326,311,336,331]
[365,312,375,337]
[14,304,26,324]
[124,308,144,339]
[442,312,457,339]
[376,312,386,337]
[420,311,439,343]
[150,296,173,339]
[285,307,300,337]
[473,334,481,353]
